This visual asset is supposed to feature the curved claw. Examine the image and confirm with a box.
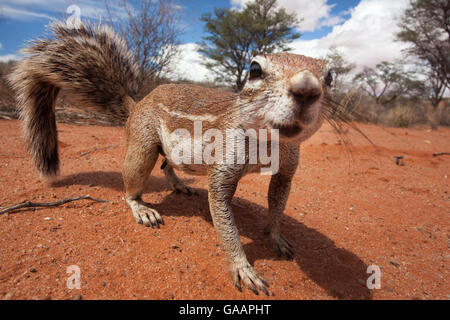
[272,234,294,260]
[232,264,270,296]
[128,199,164,228]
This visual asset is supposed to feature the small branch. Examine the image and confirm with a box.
[78,144,118,157]
[432,152,450,157]
[394,155,405,166]
[0,196,110,215]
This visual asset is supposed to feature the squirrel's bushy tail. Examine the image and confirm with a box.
[8,21,140,179]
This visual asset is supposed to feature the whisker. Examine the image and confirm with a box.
[322,87,375,146]
[320,113,355,163]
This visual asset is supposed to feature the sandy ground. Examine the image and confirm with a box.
[0,119,448,300]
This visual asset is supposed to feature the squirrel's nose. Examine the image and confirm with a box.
[289,70,322,99]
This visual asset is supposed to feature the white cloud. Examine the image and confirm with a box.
[0,54,21,62]
[0,41,20,62]
[231,0,343,32]
[0,5,54,21]
[290,0,411,72]
[0,0,107,21]
[163,43,215,83]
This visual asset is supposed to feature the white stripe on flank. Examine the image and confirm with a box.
[158,103,218,122]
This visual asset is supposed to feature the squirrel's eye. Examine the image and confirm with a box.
[325,70,333,86]
[249,62,263,80]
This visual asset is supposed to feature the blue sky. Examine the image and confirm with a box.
[1,0,359,58]
[0,0,411,82]
[177,0,361,43]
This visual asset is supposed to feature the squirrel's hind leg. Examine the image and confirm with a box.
[162,162,198,196]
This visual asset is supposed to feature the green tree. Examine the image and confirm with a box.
[354,61,421,106]
[199,0,300,91]
[396,0,450,108]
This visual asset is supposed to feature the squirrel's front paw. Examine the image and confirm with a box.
[264,227,294,260]
[270,233,294,260]
[231,263,269,296]
[128,199,164,228]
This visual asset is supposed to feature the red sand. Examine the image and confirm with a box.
[0,120,448,299]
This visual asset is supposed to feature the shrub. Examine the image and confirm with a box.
[427,103,450,128]
[382,104,424,127]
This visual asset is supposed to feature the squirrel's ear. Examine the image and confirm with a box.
[325,70,333,86]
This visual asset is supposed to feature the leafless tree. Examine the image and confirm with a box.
[396,0,450,108]
[323,46,355,95]
[105,0,183,98]
[354,61,421,106]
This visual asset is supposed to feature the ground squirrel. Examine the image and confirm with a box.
[9,21,333,295]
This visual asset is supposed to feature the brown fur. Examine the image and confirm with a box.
[8,21,139,178]
[9,21,332,295]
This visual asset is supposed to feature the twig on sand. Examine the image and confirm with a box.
[432,152,450,157]
[0,196,110,215]
[78,144,118,157]
[394,155,405,166]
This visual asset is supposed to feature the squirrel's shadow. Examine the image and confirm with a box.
[53,171,195,194]
[54,171,372,300]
